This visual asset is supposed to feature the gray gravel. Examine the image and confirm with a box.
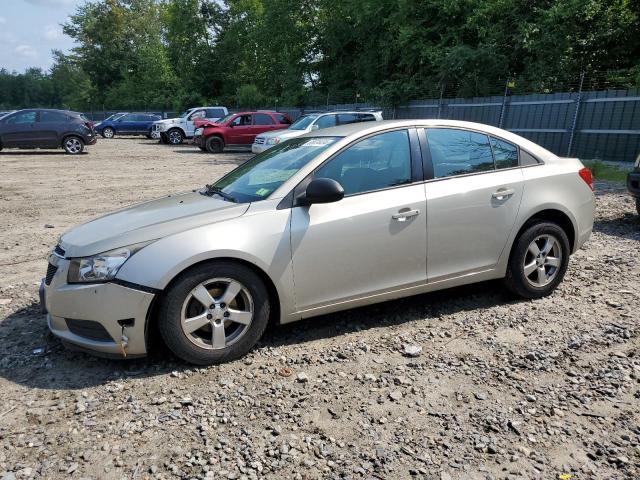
[0,139,639,479]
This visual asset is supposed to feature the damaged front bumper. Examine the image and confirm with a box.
[41,253,155,358]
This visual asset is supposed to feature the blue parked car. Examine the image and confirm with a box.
[95,112,162,139]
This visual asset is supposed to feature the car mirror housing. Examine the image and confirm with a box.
[302,178,344,205]
[311,124,320,130]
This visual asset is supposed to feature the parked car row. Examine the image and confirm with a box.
[95,112,161,139]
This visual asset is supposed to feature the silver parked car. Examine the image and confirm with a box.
[42,120,595,365]
[252,110,383,153]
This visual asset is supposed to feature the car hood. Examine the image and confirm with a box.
[154,118,183,125]
[59,192,249,258]
[257,128,304,140]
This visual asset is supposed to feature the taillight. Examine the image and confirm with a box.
[578,167,593,190]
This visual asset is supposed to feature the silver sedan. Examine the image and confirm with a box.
[41,120,595,364]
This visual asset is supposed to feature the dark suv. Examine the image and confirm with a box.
[0,109,96,154]
[95,112,162,139]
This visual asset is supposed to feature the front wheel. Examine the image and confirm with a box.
[205,136,224,153]
[102,127,114,139]
[63,136,85,154]
[158,261,270,365]
[504,221,570,299]
[167,128,184,145]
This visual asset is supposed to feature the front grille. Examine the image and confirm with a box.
[54,244,65,257]
[66,319,113,342]
[254,137,265,145]
[45,263,58,285]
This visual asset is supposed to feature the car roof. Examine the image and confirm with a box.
[300,119,555,158]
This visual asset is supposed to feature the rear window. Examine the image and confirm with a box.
[276,114,291,124]
[254,113,274,125]
[338,113,359,125]
[358,113,376,122]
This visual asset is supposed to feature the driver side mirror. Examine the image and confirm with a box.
[300,178,344,205]
[311,124,319,130]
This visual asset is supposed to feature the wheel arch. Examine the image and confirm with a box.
[512,208,577,255]
[147,256,282,337]
[60,133,85,148]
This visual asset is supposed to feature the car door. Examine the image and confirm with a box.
[116,113,137,134]
[422,128,524,282]
[186,109,206,136]
[251,113,278,141]
[227,114,253,144]
[0,111,39,147]
[38,110,68,147]
[290,128,427,313]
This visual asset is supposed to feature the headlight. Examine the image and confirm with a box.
[67,241,152,283]
[266,137,281,145]
[195,127,203,136]
[635,154,640,168]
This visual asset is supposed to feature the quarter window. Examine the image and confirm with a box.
[254,113,274,125]
[315,130,412,196]
[337,113,359,125]
[426,128,494,178]
[491,137,518,169]
[275,114,291,124]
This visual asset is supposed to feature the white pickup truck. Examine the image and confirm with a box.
[152,106,228,144]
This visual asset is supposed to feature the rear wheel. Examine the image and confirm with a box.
[102,127,114,139]
[158,261,270,365]
[63,136,84,154]
[205,136,224,153]
[504,221,570,299]
[636,198,640,216]
[167,128,184,145]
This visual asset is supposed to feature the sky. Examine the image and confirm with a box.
[0,0,83,73]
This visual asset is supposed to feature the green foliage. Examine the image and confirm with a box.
[1,0,639,110]
[583,160,630,183]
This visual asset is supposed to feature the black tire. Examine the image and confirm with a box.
[198,146,207,152]
[167,128,184,145]
[102,127,115,139]
[158,261,270,365]
[503,221,570,299]
[636,198,640,216]
[205,136,224,153]
[62,136,85,154]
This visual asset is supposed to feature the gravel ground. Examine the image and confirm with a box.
[0,138,639,480]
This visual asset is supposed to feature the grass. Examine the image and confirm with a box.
[582,160,630,183]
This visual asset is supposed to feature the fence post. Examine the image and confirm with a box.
[498,79,509,129]
[566,71,585,157]
[437,83,445,119]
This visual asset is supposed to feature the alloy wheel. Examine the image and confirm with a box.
[65,137,82,154]
[523,234,563,287]
[103,128,114,138]
[180,278,254,350]
[168,131,182,144]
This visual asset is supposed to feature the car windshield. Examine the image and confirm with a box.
[215,113,235,124]
[179,110,192,118]
[289,114,319,130]
[208,137,340,203]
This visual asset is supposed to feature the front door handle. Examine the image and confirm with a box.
[492,188,515,200]
[392,208,420,222]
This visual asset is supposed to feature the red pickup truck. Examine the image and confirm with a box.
[193,111,291,153]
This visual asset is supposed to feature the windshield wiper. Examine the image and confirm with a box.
[201,184,238,203]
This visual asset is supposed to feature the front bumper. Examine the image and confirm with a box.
[42,254,155,358]
[193,135,204,148]
[627,171,640,198]
[251,143,271,154]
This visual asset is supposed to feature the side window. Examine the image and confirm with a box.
[315,130,412,196]
[315,114,337,129]
[358,113,375,122]
[426,128,494,178]
[189,110,206,120]
[6,111,37,124]
[232,114,252,126]
[207,108,226,118]
[253,113,274,125]
[337,113,358,125]
[40,111,67,122]
[276,114,291,124]
[491,137,518,169]
[121,114,135,121]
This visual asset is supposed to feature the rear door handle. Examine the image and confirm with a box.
[492,188,515,200]
[392,209,420,221]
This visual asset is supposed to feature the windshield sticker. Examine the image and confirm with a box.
[255,188,270,197]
